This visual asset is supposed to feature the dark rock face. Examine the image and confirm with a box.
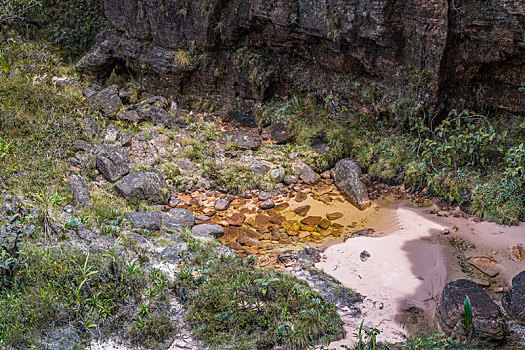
[125,211,162,231]
[94,145,131,182]
[331,159,370,210]
[436,279,506,344]
[85,85,123,118]
[502,270,525,325]
[78,0,525,114]
[114,170,168,203]
[69,174,91,207]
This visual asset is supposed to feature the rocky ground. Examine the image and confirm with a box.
[2,78,525,350]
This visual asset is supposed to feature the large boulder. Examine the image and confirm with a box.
[115,170,168,204]
[94,145,131,182]
[232,131,261,150]
[69,174,91,207]
[331,159,370,210]
[436,279,506,344]
[292,160,320,185]
[85,85,123,118]
[502,270,525,325]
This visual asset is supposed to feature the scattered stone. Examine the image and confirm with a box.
[73,140,92,152]
[443,228,450,235]
[292,160,320,185]
[274,202,290,211]
[436,279,506,344]
[192,224,225,238]
[228,241,243,250]
[321,170,331,179]
[250,162,271,177]
[351,229,374,238]
[269,167,286,183]
[259,200,275,210]
[214,199,230,211]
[331,158,371,210]
[318,219,331,230]
[118,108,143,122]
[115,169,168,204]
[232,131,261,150]
[262,123,292,144]
[118,132,133,147]
[94,145,131,182]
[227,213,246,226]
[1,193,27,216]
[283,174,298,185]
[69,174,91,207]
[295,191,307,202]
[511,245,525,261]
[237,236,263,246]
[104,125,120,143]
[86,85,123,118]
[360,250,371,262]
[502,270,525,325]
[144,106,187,129]
[161,208,195,228]
[326,212,343,220]
[468,256,501,277]
[258,191,272,201]
[300,216,322,226]
[294,205,311,216]
[160,246,187,263]
[125,211,162,231]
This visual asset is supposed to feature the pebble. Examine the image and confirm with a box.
[259,200,275,210]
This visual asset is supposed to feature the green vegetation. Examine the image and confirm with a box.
[257,86,525,225]
[1,0,105,58]
[0,214,175,349]
[176,236,344,349]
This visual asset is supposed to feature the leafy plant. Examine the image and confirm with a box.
[462,295,473,343]
[0,137,13,164]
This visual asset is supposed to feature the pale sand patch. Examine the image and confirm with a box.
[317,206,448,345]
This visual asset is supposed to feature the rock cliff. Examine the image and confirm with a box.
[78,0,525,113]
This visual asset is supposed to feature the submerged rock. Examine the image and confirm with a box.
[436,279,506,344]
[331,158,370,210]
[502,270,525,325]
[115,169,168,204]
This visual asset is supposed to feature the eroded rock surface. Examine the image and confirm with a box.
[503,270,525,325]
[115,169,168,203]
[78,0,525,113]
[436,279,506,344]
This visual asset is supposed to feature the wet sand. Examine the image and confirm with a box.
[316,200,525,346]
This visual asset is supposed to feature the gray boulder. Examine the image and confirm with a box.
[94,145,131,182]
[436,279,506,344]
[86,85,123,118]
[125,211,162,231]
[192,224,224,238]
[292,160,320,185]
[115,170,168,203]
[331,159,370,210]
[232,131,261,150]
[269,167,286,183]
[69,174,91,207]
[503,270,525,325]
[161,208,195,228]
